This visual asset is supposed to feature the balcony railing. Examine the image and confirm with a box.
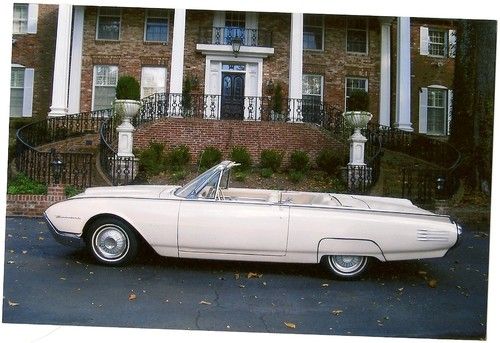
[197,26,273,48]
[136,93,344,130]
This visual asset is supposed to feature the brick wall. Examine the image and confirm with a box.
[134,118,344,165]
[6,185,66,217]
[410,18,456,131]
[11,4,58,118]
[80,7,174,111]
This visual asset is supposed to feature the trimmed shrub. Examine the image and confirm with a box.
[138,141,168,177]
[7,173,47,195]
[116,75,141,101]
[260,149,283,172]
[167,145,191,171]
[64,185,83,198]
[260,167,274,178]
[346,89,369,112]
[199,146,223,170]
[171,169,188,183]
[289,150,310,172]
[233,170,248,182]
[288,170,305,183]
[316,149,345,176]
[230,146,252,171]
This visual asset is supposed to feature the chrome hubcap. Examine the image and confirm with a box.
[93,225,129,261]
[329,255,365,274]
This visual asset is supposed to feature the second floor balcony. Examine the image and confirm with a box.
[197,26,273,48]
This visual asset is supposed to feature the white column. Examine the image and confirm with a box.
[379,17,392,127]
[394,17,413,131]
[49,4,73,117]
[289,13,303,122]
[170,9,186,94]
[68,6,84,114]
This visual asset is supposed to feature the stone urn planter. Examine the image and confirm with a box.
[343,110,372,166]
[114,99,141,127]
[343,110,373,138]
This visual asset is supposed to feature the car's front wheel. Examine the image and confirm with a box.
[323,255,370,279]
[86,218,138,266]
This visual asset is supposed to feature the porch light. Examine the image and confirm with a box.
[232,36,242,57]
[50,148,64,185]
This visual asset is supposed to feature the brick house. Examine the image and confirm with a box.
[10,3,57,118]
[11,4,456,138]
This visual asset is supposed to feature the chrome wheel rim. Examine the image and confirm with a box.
[328,255,366,275]
[92,224,129,261]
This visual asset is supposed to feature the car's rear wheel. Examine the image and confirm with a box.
[86,218,138,266]
[323,255,369,279]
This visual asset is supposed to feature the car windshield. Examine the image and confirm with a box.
[174,164,222,198]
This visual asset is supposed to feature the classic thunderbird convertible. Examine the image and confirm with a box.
[44,161,462,279]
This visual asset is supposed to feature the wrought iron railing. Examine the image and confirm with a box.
[15,109,111,188]
[99,115,137,186]
[136,93,343,130]
[197,26,273,47]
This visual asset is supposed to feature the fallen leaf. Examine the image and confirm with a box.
[262,282,267,286]
[247,272,263,279]
[8,249,14,253]
[8,300,19,307]
[321,283,329,287]
[284,322,296,329]
[238,284,246,288]
[60,277,66,281]
[234,273,240,280]
[418,271,427,276]
[428,279,438,288]
[38,236,45,241]
[7,261,15,264]
[128,293,137,301]
[398,287,404,292]
[22,250,27,254]
[199,300,212,305]
[331,309,343,316]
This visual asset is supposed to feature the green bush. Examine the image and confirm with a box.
[230,146,252,171]
[346,89,369,112]
[289,150,310,172]
[260,167,274,178]
[316,149,345,176]
[167,145,191,171]
[138,142,168,177]
[260,149,283,172]
[171,169,188,183]
[199,146,222,170]
[233,171,248,182]
[288,170,305,183]
[7,173,47,195]
[64,185,83,198]
[116,75,141,101]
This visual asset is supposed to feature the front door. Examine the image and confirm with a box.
[221,72,245,120]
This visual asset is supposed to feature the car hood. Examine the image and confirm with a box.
[75,185,179,199]
[333,194,434,215]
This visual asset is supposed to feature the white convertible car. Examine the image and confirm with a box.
[44,161,462,279]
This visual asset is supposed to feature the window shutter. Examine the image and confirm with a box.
[419,87,428,133]
[419,26,429,56]
[447,89,453,135]
[27,4,38,34]
[448,29,456,58]
[22,68,34,117]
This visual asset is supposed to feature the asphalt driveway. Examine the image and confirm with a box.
[2,216,489,339]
